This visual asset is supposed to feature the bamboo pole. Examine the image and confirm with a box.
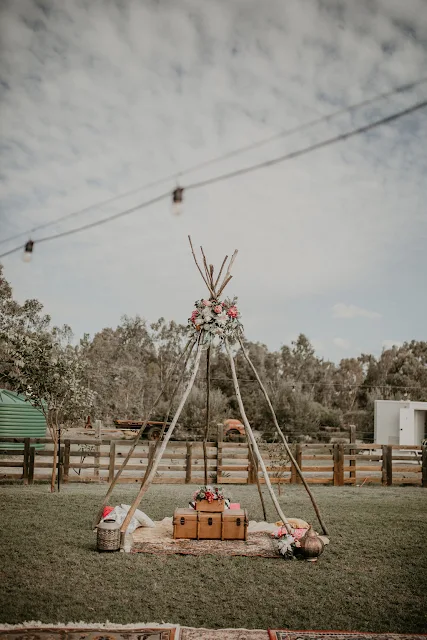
[247,437,267,521]
[93,338,194,528]
[119,341,204,546]
[225,339,293,534]
[188,236,215,298]
[203,346,211,485]
[214,255,228,289]
[238,336,329,536]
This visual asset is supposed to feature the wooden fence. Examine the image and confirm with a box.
[1,437,426,487]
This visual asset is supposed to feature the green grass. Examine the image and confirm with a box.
[0,484,426,632]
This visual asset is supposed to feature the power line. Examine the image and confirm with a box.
[212,378,425,391]
[1,97,426,260]
[2,75,427,248]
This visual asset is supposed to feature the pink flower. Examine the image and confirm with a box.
[227,306,238,318]
[190,310,199,323]
[213,305,222,314]
[202,299,212,306]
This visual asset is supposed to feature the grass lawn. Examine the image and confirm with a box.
[0,483,426,633]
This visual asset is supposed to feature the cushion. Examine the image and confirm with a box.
[134,509,155,528]
[275,517,310,529]
[120,504,155,528]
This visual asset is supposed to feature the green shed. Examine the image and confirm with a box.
[0,389,47,450]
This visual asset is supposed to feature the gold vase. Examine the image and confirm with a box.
[299,525,324,562]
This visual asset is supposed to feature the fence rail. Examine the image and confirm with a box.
[0,437,425,487]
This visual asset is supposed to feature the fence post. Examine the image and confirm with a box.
[185,442,193,483]
[217,441,223,484]
[108,442,116,483]
[290,443,302,484]
[422,446,427,488]
[94,419,102,480]
[349,426,356,483]
[333,443,344,486]
[217,423,224,444]
[23,438,30,485]
[63,440,71,483]
[28,447,35,485]
[59,446,65,485]
[382,445,393,486]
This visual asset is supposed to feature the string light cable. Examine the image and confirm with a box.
[1,75,427,247]
[1,96,427,261]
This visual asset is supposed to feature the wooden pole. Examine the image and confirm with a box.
[119,341,203,545]
[225,339,293,534]
[28,447,35,485]
[185,442,193,483]
[237,336,329,535]
[422,445,427,488]
[203,346,211,485]
[349,425,356,483]
[93,338,194,528]
[23,438,30,485]
[333,444,344,486]
[108,442,116,484]
[247,437,267,521]
[63,440,71,483]
[382,445,393,486]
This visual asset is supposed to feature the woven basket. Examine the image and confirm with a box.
[97,518,120,552]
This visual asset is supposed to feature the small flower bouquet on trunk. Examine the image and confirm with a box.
[193,485,225,511]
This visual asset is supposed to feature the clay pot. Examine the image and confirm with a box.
[299,525,324,562]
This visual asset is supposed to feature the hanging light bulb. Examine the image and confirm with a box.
[172,186,184,215]
[23,240,34,262]
[291,384,296,393]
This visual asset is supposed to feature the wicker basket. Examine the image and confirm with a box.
[97,518,120,552]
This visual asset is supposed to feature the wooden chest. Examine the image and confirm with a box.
[173,508,248,541]
[195,499,225,512]
[222,509,248,541]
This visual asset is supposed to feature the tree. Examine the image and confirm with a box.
[1,269,95,491]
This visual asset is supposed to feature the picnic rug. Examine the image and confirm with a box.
[131,518,280,557]
[1,626,425,640]
[267,633,427,640]
[0,625,178,640]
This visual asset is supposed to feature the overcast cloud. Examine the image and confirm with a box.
[1,0,426,361]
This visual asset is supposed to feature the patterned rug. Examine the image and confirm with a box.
[268,632,427,640]
[131,519,280,558]
[0,626,178,640]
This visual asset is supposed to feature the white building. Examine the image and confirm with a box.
[374,400,427,445]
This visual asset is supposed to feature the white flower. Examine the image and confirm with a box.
[217,313,228,326]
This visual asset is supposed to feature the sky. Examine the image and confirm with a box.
[1,0,427,363]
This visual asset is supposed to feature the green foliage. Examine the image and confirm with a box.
[2,266,426,440]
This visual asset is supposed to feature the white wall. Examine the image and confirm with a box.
[375,400,427,445]
[414,410,426,444]
[374,401,401,444]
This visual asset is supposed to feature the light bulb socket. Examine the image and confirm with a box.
[172,187,184,204]
[24,240,34,254]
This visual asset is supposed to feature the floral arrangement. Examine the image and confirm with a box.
[273,526,309,559]
[274,530,301,560]
[193,485,225,503]
[188,297,243,343]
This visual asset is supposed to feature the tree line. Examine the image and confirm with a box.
[2,263,427,486]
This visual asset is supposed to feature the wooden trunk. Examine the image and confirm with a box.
[195,499,225,512]
[173,508,198,539]
[197,512,222,539]
[173,508,248,541]
[221,508,248,541]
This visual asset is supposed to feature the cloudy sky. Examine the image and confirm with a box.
[1,0,427,361]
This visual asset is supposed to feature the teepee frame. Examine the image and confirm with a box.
[94,237,328,548]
